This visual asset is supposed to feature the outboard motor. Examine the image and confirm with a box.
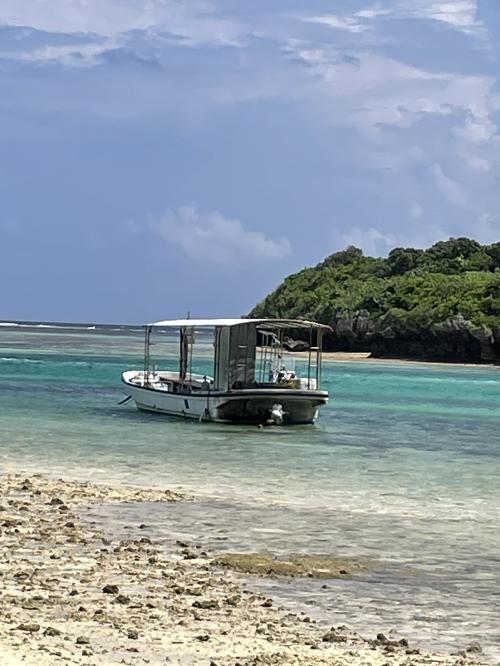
[269,403,284,425]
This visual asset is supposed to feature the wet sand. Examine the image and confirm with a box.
[0,473,485,665]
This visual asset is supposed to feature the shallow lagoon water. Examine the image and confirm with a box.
[1,326,499,659]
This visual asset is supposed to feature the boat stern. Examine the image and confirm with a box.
[214,391,328,425]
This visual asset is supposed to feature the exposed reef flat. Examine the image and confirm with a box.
[0,473,486,665]
[213,553,365,578]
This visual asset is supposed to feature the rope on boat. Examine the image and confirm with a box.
[198,376,213,422]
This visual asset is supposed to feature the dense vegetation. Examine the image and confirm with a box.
[250,238,500,362]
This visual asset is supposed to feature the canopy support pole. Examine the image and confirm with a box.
[143,326,152,387]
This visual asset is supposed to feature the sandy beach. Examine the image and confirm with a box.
[0,473,486,666]
[286,350,500,369]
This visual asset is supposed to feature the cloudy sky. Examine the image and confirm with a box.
[1,0,499,323]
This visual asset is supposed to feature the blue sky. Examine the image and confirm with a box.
[0,0,499,323]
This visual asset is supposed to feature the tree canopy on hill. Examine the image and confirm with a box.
[250,238,500,362]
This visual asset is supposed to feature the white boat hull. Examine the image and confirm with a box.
[121,371,328,425]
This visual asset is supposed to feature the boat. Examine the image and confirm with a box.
[121,318,331,425]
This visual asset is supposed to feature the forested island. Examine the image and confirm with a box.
[250,238,500,363]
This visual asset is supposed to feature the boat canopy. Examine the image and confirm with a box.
[148,318,332,331]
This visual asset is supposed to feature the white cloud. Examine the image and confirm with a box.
[397,0,486,38]
[355,7,392,20]
[335,226,396,256]
[0,0,243,48]
[333,222,449,256]
[304,14,370,34]
[285,43,499,206]
[149,205,290,264]
[2,38,120,67]
[453,114,497,142]
[475,213,500,244]
[465,156,491,171]
[429,163,467,206]
[302,1,487,43]
[289,46,495,134]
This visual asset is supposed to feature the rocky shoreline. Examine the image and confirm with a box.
[0,474,486,665]
[327,311,500,364]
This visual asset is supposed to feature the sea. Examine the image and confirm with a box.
[1,321,499,660]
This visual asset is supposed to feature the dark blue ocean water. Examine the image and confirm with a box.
[1,324,499,658]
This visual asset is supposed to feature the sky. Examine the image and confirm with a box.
[0,0,499,323]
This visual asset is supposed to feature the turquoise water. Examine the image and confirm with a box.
[1,326,500,658]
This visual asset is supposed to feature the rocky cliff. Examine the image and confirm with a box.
[330,311,498,362]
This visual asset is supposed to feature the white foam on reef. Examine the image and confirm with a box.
[0,357,43,363]
[1,322,96,331]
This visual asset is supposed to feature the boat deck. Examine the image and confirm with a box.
[123,370,318,394]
